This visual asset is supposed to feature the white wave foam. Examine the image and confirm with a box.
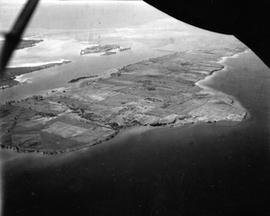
[14,75,32,84]
[196,49,250,94]
[217,50,249,64]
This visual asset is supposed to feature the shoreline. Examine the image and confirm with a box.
[0,117,246,156]
[0,59,71,90]
[0,37,70,90]
[196,49,250,90]
[17,39,43,50]
[0,47,248,155]
[8,59,71,69]
[195,49,250,115]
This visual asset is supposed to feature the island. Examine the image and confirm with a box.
[120,47,131,52]
[0,46,248,154]
[68,75,98,83]
[80,44,131,56]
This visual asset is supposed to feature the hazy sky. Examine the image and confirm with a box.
[0,0,141,4]
[57,0,141,1]
[0,0,141,2]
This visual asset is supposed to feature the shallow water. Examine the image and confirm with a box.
[1,47,270,215]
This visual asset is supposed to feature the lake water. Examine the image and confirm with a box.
[1,1,270,215]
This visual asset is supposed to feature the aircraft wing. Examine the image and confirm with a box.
[0,0,40,74]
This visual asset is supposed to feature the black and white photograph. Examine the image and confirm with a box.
[0,0,269,215]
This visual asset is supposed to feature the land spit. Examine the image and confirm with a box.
[0,60,71,89]
[0,46,248,154]
[17,39,43,50]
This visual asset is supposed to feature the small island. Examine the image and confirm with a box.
[68,75,98,83]
[80,44,131,56]
[0,46,248,154]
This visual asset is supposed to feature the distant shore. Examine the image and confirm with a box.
[0,38,71,90]
[17,39,43,50]
[0,59,71,90]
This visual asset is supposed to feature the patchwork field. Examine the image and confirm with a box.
[0,47,248,154]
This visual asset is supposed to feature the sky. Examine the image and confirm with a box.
[0,0,159,34]
[0,0,141,3]
[57,0,141,1]
[0,0,141,5]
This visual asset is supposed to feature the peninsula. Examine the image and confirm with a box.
[17,39,43,50]
[0,46,248,154]
[0,38,71,89]
[0,60,71,89]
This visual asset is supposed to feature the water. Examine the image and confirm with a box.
[1,1,270,215]
[1,48,270,215]
[0,1,188,102]
[0,1,238,103]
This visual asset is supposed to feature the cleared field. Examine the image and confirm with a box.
[0,47,247,154]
